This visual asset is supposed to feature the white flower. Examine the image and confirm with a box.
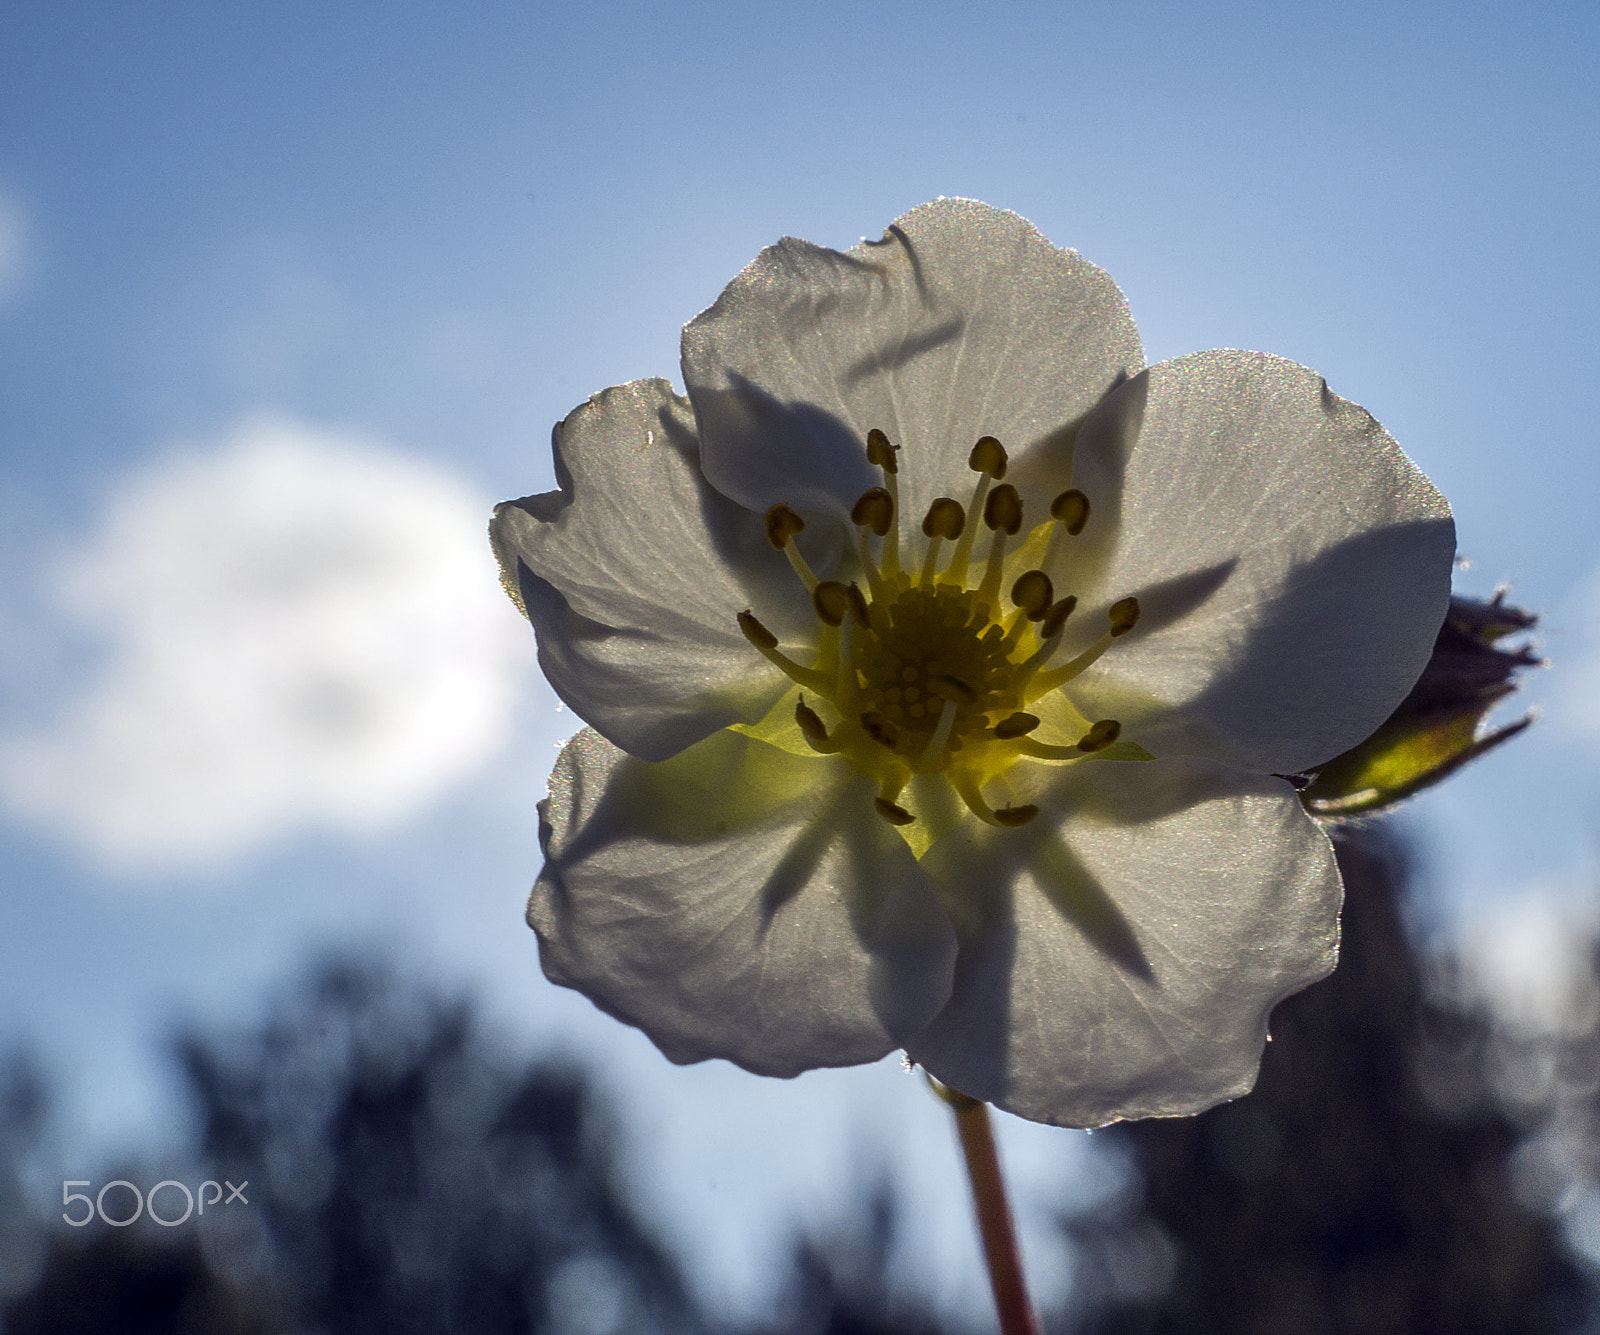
[492,199,1453,1127]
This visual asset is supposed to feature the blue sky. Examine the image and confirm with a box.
[3,0,1599,1319]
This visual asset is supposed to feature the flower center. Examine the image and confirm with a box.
[738,429,1140,831]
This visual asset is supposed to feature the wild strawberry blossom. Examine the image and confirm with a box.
[492,199,1453,1127]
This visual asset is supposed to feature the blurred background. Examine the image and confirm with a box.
[1,1,1599,1329]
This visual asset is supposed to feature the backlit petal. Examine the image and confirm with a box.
[909,756,1340,1127]
[683,198,1142,530]
[1055,351,1454,774]
[532,728,958,1077]
[491,379,817,761]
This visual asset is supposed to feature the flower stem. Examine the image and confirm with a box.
[928,1077,1041,1335]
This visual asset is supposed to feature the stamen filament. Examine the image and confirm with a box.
[920,498,966,586]
[946,472,992,584]
[784,542,819,593]
[1016,739,1089,761]
[977,529,1009,608]
[855,528,886,601]
[794,697,839,754]
[835,614,860,708]
[881,471,901,574]
[1025,630,1115,700]
[949,769,1039,828]
[1041,490,1089,577]
[921,698,959,767]
[738,612,832,693]
[1041,525,1064,578]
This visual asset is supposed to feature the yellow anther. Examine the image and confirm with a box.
[865,428,899,474]
[874,796,916,826]
[738,610,778,650]
[795,697,833,751]
[812,581,850,627]
[983,483,1023,535]
[851,487,894,536]
[994,804,1039,827]
[1039,596,1078,639]
[929,673,977,704]
[968,435,1008,479]
[1010,570,1054,620]
[993,712,1040,739]
[1109,597,1140,637]
[1051,489,1090,536]
[765,503,806,549]
[860,711,899,749]
[921,497,966,540]
[845,583,871,628]
[1077,719,1122,752]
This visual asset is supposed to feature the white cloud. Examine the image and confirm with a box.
[0,416,533,875]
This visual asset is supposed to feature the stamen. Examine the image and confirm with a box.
[784,543,819,593]
[738,611,831,692]
[946,437,1006,584]
[874,796,916,826]
[919,498,966,584]
[969,435,1009,479]
[765,503,806,548]
[794,697,837,753]
[976,484,1023,607]
[921,698,958,765]
[984,483,1023,535]
[1024,604,1133,700]
[949,769,1038,828]
[1076,719,1122,752]
[845,583,871,628]
[812,581,850,626]
[928,673,978,705]
[1016,738,1080,760]
[1052,489,1090,535]
[1015,613,1070,680]
[1042,488,1090,573]
[1011,570,1053,620]
[851,487,894,535]
[860,711,899,750]
[1015,721,1121,761]
[1039,596,1078,639]
[865,428,899,475]
[737,610,778,650]
[993,712,1040,739]
[835,608,860,707]
[866,429,901,573]
[855,529,886,601]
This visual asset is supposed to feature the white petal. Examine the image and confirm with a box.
[1054,352,1454,774]
[492,379,814,761]
[908,757,1340,1127]
[532,727,958,1077]
[682,198,1142,531]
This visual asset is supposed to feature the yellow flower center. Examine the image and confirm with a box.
[738,429,1139,831]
